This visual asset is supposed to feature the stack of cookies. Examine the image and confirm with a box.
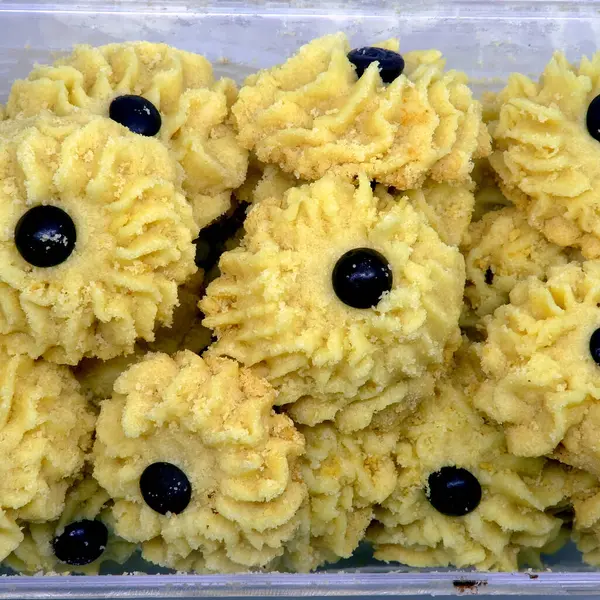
[0,34,599,575]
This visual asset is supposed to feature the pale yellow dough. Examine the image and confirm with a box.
[146,269,213,356]
[377,181,474,247]
[368,344,574,570]
[93,351,306,573]
[238,159,474,247]
[75,270,213,403]
[471,159,513,222]
[232,34,490,189]
[0,351,95,562]
[476,261,600,471]
[490,52,600,258]
[201,173,465,433]
[6,42,248,230]
[74,350,146,404]
[568,474,600,567]
[6,477,134,574]
[234,157,299,206]
[279,422,398,572]
[0,113,197,364]
[463,207,569,319]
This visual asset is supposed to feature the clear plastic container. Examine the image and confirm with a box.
[1,0,600,596]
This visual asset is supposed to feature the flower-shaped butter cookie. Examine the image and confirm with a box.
[0,113,197,364]
[7,42,248,229]
[201,173,465,433]
[6,477,134,574]
[0,351,94,562]
[93,351,306,573]
[490,53,600,258]
[233,34,490,189]
[369,345,574,570]
[476,261,600,472]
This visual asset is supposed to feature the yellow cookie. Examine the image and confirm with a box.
[232,33,490,189]
[471,159,513,222]
[235,157,299,206]
[0,351,94,562]
[74,351,146,404]
[569,474,600,567]
[368,344,574,571]
[93,351,306,573]
[238,160,474,247]
[6,477,134,574]
[6,41,248,230]
[201,173,464,433]
[463,207,569,319]
[476,261,600,470]
[75,271,213,404]
[490,52,600,258]
[377,181,474,247]
[280,421,398,572]
[146,270,213,356]
[0,113,197,364]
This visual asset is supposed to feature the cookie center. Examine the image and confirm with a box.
[15,205,77,268]
[347,46,405,83]
[53,520,108,566]
[109,95,162,137]
[332,247,393,309]
[140,462,192,515]
[426,466,482,517]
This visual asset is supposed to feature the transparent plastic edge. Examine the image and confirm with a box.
[2,572,600,598]
[2,0,600,17]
